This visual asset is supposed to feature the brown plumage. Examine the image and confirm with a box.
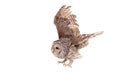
[51,5,103,67]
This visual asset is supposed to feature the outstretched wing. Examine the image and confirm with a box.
[54,5,80,43]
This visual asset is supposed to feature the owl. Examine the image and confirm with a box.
[51,5,103,67]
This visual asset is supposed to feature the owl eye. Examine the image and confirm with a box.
[56,47,59,49]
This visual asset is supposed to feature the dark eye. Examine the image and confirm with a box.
[56,47,59,49]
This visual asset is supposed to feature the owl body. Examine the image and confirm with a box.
[51,5,103,67]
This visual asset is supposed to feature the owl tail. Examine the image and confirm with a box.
[79,31,104,44]
[77,31,103,49]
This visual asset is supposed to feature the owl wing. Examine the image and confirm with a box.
[54,5,81,44]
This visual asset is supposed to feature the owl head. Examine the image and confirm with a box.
[51,40,67,59]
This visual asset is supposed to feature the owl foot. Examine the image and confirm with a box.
[58,59,73,68]
[58,61,72,67]
[63,59,73,68]
[58,58,67,64]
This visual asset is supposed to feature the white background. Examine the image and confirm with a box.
[0,0,120,82]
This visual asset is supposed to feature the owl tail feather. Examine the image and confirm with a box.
[77,31,103,49]
[79,31,103,44]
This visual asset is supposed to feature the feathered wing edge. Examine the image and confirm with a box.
[54,5,80,44]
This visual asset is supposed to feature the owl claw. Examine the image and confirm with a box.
[57,61,72,67]
[57,59,73,68]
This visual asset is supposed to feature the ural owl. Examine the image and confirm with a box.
[51,5,103,67]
